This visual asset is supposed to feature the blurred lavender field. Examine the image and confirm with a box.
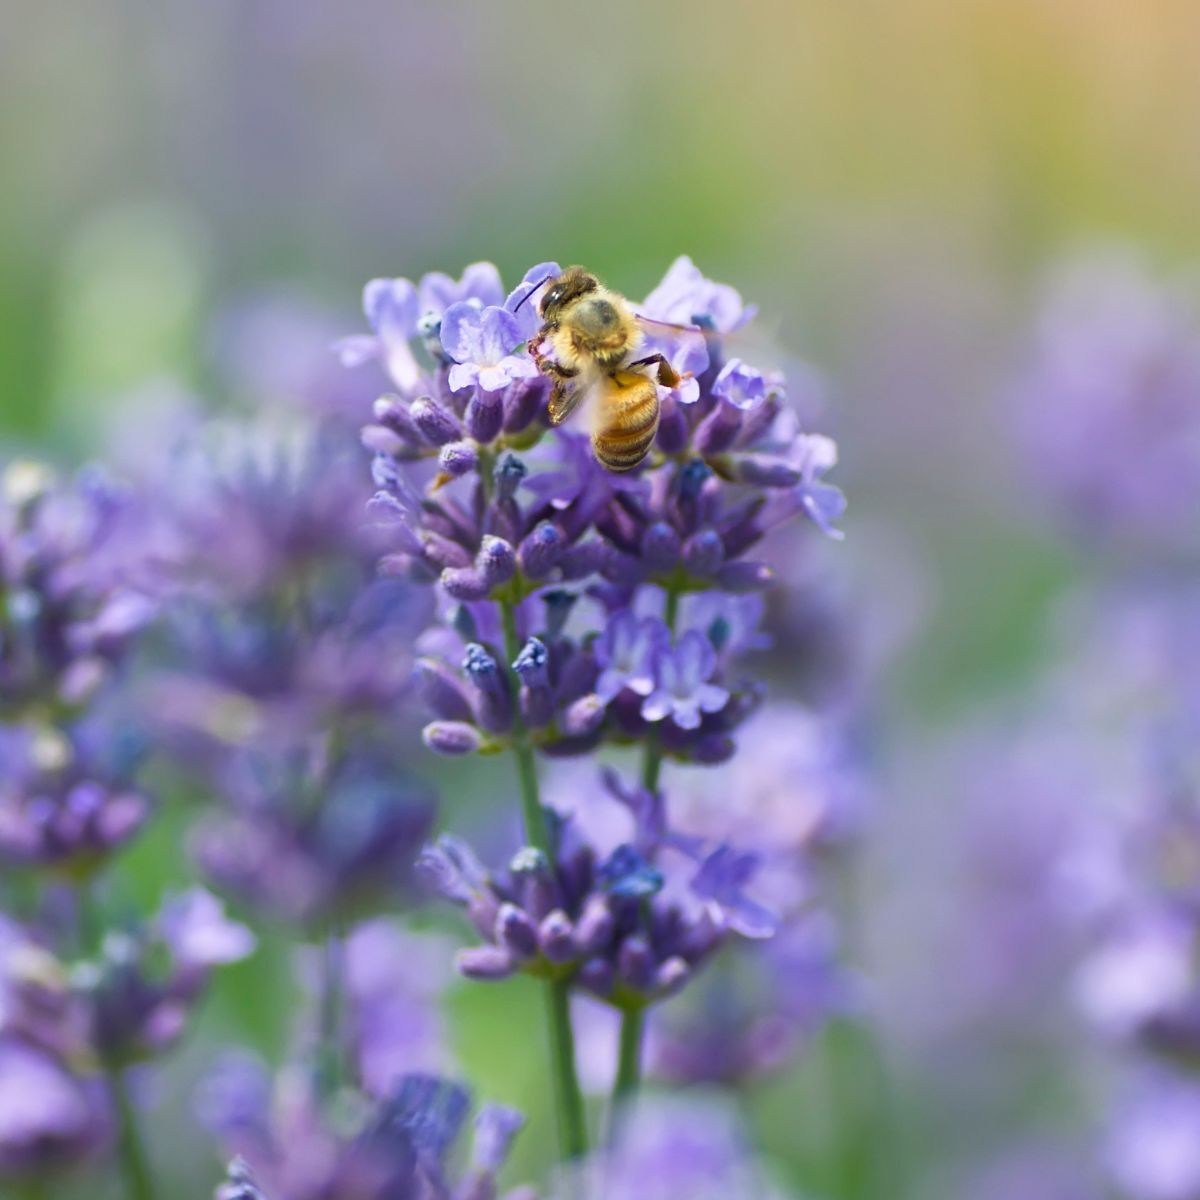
[4,3,1200,1198]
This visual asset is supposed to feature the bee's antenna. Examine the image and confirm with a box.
[513,273,556,313]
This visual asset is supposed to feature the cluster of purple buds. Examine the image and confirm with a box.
[0,463,156,885]
[0,891,251,1183]
[202,1054,525,1200]
[347,259,842,763]
[5,892,252,1070]
[0,462,155,717]
[0,718,150,876]
[419,772,776,1009]
[417,587,764,765]
[0,916,111,1180]
[189,737,435,928]
[152,419,427,743]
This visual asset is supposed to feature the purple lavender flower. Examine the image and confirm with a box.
[0,462,156,713]
[593,611,667,704]
[549,1094,789,1199]
[191,739,435,927]
[442,304,539,393]
[74,888,254,1067]
[640,255,757,334]
[337,263,506,394]
[418,779,776,1007]
[200,1054,522,1200]
[0,1035,111,1179]
[0,720,151,875]
[640,631,730,731]
[712,358,769,410]
[1015,251,1200,554]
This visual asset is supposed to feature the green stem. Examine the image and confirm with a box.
[610,1005,645,1133]
[316,922,347,1098]
[498,597,587,1161]
[111,1070,155,1200]
[545,980,588,1160]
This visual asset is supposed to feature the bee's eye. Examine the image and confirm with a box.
[544,288,561,309]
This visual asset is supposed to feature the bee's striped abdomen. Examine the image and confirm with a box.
[591,370,660,473]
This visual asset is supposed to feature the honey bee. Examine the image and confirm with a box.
[516,267,686,473]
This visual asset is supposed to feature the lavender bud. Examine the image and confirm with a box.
[512,637,550,689]
[495,903,539,960]
[465,390,504,443]
[462,643,513,733]
[420,531,473,571]
[476,536,517,588]
[541,589,577,639]
[510,848,560,920]
[520,685,556,729]
[554,647,598,704]
[578,957,615,997]
[517,521,562,579]
[734,391,781,446]
[730,454,801,487]
[538,910,577,963]
[361,424,409,457]
[509,847,550,875]
[416,657,475,721]
[694,732,737,764]
[422,721,482,756]
[558,540,609,581]
[716,561,774,592]
[373,393,423,442]
[677,458,712,499]
[652,957,691,998]
[693,400,742,455]
[682,529,725,575]
[502,378,546,433]
[655,393,690,454]
[617,934,656,990]
[493,453,527,502]
[640,521,681,570]
[438,440,480,479]
[574,896,615,955]
[467,892,501,939]
[598,546,643,586]
[411,397,463,445]
[441,566,491,601]
[561,694,605,738]
[458,946,517,981]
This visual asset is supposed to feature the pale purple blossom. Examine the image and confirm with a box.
[593,612,668,704]
[641,631,729,730]
[441,304,539,393]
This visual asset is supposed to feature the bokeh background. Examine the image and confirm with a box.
[4,2,1199,1196]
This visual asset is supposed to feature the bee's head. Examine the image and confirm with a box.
[538,267,598,320]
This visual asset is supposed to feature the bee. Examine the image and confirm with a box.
[516,267,686,473]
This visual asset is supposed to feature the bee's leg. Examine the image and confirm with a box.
[547,376,584,426]
[626,353,681,388]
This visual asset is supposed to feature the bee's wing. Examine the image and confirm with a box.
[632,312,726,341]
[633,311,785,371]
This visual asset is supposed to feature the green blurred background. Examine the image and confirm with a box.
[4,2,1198,1195]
